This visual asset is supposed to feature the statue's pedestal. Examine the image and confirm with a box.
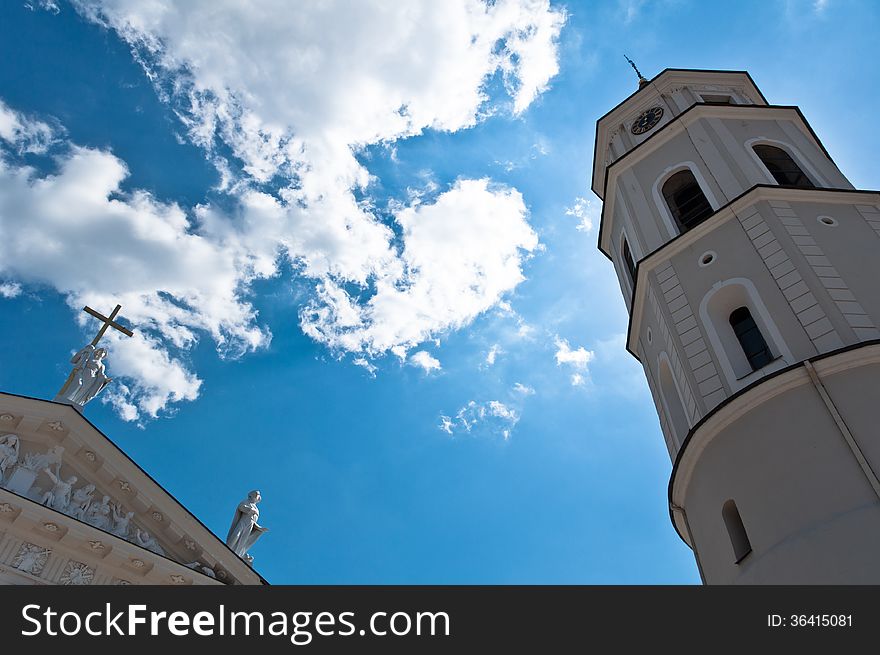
[6,468,37,496]
[51,395,83,413]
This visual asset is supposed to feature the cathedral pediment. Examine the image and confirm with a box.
[0,392,264,585]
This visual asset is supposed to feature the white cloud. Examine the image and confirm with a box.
[0,109,266,420]
[409,350,441,373]
[554,336,594,369]
[485,344,502,366]
[439,399,520,440]
[0,1,566,418]
[300,178,539,355]
[0,100,57,154]
[512,382,535,395]
[0,282,21,298]
[74,1,558,352]
[554,336,594,386]
[564,196,597,233]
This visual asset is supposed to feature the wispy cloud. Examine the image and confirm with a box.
[410,350,442,373]
[565,196,598,233]
[439,399,520,440]
[554,336,595,386]
[512,382,535,396]
[484,344,502,367]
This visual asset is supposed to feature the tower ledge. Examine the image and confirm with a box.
[625,185,880,360]
[597,103,838,257]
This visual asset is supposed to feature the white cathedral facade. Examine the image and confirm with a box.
[0,305,266,585]
[595,68,880,583]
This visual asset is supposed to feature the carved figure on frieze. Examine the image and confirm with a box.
[22,445,63,474]
[135,528,165,556]
[69,483,95,521]
[0,434,20,483]
[185,561,217,579]
[85,495,112,531]
[111,503,135,539]
[40,468,77,513]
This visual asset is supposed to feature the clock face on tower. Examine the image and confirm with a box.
[631,106,664,135]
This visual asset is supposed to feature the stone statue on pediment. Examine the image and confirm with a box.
[40,468,77,513]
[226,490,268,565]
[0,434,20,483]
[56,345,112,407]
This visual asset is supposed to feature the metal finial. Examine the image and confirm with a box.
[624,54,650,89]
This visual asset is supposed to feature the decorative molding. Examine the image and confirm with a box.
[12,542,50,576]
[60,560,94,585]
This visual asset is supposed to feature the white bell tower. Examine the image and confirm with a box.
[594,68,880,583]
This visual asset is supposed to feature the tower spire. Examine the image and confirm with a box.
[624,54,650,89]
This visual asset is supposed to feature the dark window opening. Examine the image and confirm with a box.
[753,144,815,188]
[662,169,714,233]
[722,500,752,564]
[622,238,636,286]
[729,306,773,371]
[700,94,733,105]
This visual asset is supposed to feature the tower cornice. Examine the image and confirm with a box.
[597,103,839,258]
[624,185,880,361]
[591,69,767,200]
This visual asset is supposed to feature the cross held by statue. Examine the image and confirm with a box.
[83,304,134,346]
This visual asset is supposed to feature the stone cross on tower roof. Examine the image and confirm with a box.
[54,304,133,410]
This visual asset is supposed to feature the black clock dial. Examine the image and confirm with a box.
[631,106,664,135]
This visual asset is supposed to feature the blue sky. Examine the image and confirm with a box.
[0,0,876,584]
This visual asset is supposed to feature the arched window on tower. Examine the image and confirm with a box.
[622,237,636,288]
[661,169,714,233]
[729,307,773,371]
[722,500,752,564]
[752,144,815,189]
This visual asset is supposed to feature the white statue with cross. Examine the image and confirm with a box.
[54,304,133,409]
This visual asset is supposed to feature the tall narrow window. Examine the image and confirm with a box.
[622,238,636,287]
[753,144,815,188]
[722,500,752,563]
[729,307,773,371]
[662,169,714,233]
